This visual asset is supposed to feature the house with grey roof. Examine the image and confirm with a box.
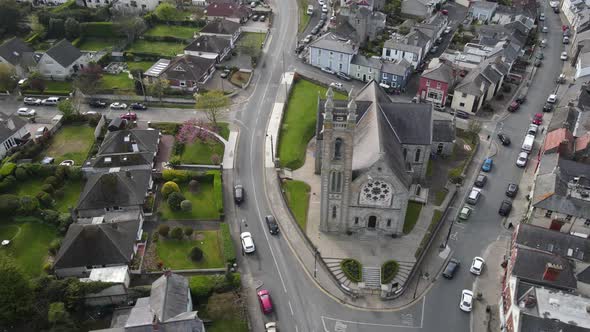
[92,271,205,332]
[451,68,492,113]
[470,1,498,22]
[401,0,440,18]
[149,54,216,92]
[432,119,455,156]
[0,37,35,78]
[199,18,241,47]
[380,59,412,89]
[382,30,430,69]
[308,33,357,74]
[338,4,386,45]
[0,112,28,160]
[184,35,231,62]
[36,39,90,80]
[418,60,457,106]
[350,55,381,82]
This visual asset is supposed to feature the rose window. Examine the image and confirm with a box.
[359,180,393,206]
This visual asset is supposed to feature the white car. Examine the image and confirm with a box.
[240,232,256,253]
[330,82,343,89]
[547,94,557,103]
[321,67,336,74]
[561,51,568,60]
[539,13,545,21]
[322,4,328,12]
[35,126,48,139]
[516,151,528,167]
[59,160,75,166]
[318,0,324,5]
[303,35,313,44]
[444,26,452,34]
[458,205,472,220]
[16,107,36,117]
[110,102,128,110]
[470,257,485,275]
[459,289,474,312]
[265,322,278,332]
[466,187,482,205]
[23,97,42,106]
[82,111,98,115]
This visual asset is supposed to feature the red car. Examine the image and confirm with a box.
[508,101,520,112]
[257,289,273,314]
[533,113,543,125]
[120,112,137,121]
[441,9,448,15]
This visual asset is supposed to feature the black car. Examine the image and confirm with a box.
[265,215,280,235]
[534,59,542,67]
[515,95,526,104]
[295,45,305,54]
[130,103,148,110]
[506,183,519,197]
[543,103,554,112]
[498,200,512,216]
[234,184,244,205]
[320,13,327,20]
[442,258,460,279]
[89,99,107,108]
[429,45,439,54]
[497,133,511,146]
[474,173,487,188]
[455,110,470,119]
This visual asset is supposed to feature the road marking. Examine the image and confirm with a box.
[321,315,423,330]
[289,301,294,316]
[450,232,458,241]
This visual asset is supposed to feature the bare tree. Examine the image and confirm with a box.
[194,90,230,128]
[114,16,147,44]
[144,77,169,103]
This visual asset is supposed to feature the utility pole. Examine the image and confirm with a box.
[314,249,319,278]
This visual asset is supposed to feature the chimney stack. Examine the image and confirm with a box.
[542,262,564,282]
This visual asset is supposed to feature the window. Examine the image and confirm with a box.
[386,49,391,57]
[403,148,407,160]
[357,73,361,78]
[462,92,467,98]
[392,76,397,81]
[545,210,553,218]
[339,63,343,71]
[387,219,392,227]
[318,50,321,56]
[332,206,337,218]
[383,73,387,79]
[334,138,343,160]
[585,219,590,226]
[566,215,573,221]
[330,51,333,56]
[358,65,361,70]
[339,54,343,61]
[180,81,186,87]
[355,217,359,224]
[426,80,430,87]
[330,171,343,193]
[436,82,441,89]
[415,149,421,162]
[428,91,441,100]
[459,102,465,107]
[369,68,372,73]
[413,54,418,61]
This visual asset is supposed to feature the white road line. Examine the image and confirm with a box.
[321,316,423,329]
[289,301,295,316]
[420,295,426,327]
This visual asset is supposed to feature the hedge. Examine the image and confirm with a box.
[340,259,362,282]
[210,170,223,215]
[220,223,236,264]
[81,22,122,38]
[0,162,16,176]
[162,169,195,183]
[381,260,399,284]
[189,273,241,303]
[26,32,41,44]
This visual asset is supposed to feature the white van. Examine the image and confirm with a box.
[42,97,60,106]
[522,134,535,152]
[307,4,314,14]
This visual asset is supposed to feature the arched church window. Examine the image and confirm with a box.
[415,148,421,162]
[334,138,343,160]
[329,171,343,193]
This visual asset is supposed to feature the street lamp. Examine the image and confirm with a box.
[314,248,320,278]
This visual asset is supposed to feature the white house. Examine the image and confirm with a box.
[308,33,357,74]
[37,40,90,80]
[0,113,28,160]
[451,68,491,113]
[382,31,429,69]
[80,0,159,11]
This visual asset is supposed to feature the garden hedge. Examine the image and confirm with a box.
[220,223,236,264]
[80,22,122,38]
[381,260,399,284]
[189,273,241,303]
[340,259,362,282]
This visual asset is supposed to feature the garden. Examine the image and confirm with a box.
[78,37,125,51]
[126,40,187,57]
[42,124,95,165]
[402,201,423,234]
[170,120,228,165]
[155,226,224,269]
[98,72,136,93]
[145,24,199,39]
[236,32,267,62]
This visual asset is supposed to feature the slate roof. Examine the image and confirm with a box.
[515,223,590,262]
[519,313,590,332]
[351,54,382,69]
[471,0,498,11]
[205,3,251,19]
[309,33,357,54]
[432,120,455,142]
[380,102,432,145]
[54,219,139,269]
[0,37,34,66]
[512,247,578,290]
[381,59,411,76]
[160,55,216,82]
[577,84,590,111]
[455,69,490,96]
[548,106,579,133]
[44,39,83,68]
[185,35,230,54]
[0,112,27,144]
[77,169,151,211]
[150,273,191,321]
[99,129,160,155]
[200,18,240,35]
[482,64,502,85]
[421,62,455,83]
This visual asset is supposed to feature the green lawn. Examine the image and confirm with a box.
[434,189,448,206]
[44,124,95,165]
[281,180,310,231]
[156,230,224,269]
[236,32,266,57]
[127,40,187,57]
[0,220,57,276]
[127,61,155,73]
[179,138,225,165]
[278,79,346,169]
[145,24,199,39]
[99,72,135,92]
[298,0,311,32]
[403,202,423,234]
[160,182,220,220]
[12,179,82,213]
[78,38,125,51]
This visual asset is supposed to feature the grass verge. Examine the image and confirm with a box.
[281,180,310,231]
[414,209,443,259]
[403,201,423,234]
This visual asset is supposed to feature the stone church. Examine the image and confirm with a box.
[314,81,454,236]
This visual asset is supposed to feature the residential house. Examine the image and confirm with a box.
[0,38,35,78]
[105,0,159,12]
[308,33,357,74]
[381,59,412,89]
[575,132,590,162]
[184,35,232,62]
[418,61,456,106]
[574,31,590,79]
[432,120,455,155]
[562,0,588,26]
[455,0,470,7]
[37,39,90,80]
[338,5,386,45]
[451,67,492,113]
[382,29,430,69]
[542,127,576,156]
[0,112,28,160]
[339,0,385,11]
[82,266,131,306]
[199,18,242,47]
[146,55,216,92]
[401,0,440,18]
[349,55,381,82]
[205,3,251,23]
[470,1,498,22]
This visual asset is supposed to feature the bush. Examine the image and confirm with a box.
[167,192,185,211]
[43,262,54,273]
[48,239,62,255]
[0,194,20,215]
[0,162,16,176]
[19,196,40,214]
[180,199,192,211]
[36,192,54,208]
[54,189,65,199]
[340,259,362,282]
[152,232,159,242]
[42,209,60,226]
[0,176,16,193]
[188,179,199,191]
[189,274,241,302]
[158,224,170,237]
[44,176,60,187]
[183,226,194,237]
[381,260,400,284]
[220,223,236,264]
[162,169,193,183]
[14,167,28,180]
[189,246,203,261]
[41,183,55,194]
[170,226,183,240]
[55,166,68,180]
[161,181,180,198]
[58,213,72,234]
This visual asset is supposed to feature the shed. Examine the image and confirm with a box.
[108,117,126,132]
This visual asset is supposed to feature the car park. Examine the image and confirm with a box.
[110,102,127,110]
[532,113,543,125]
[120,112,137,121]
[234,184,244,204]
[458,205,472,220]
[470,257,485,275]
[482,158,493,172]
[498,200,512,216]
[321,67,336,74]
[508,101,519,112]
[220,69,231,78]
[459,290,474,312]
[543,102,554,112]
[89,99,107,108]
[265,215,280,235]
[497,133,511,146]
[443,258,460,278]
[547,94,557,103]
[257,289,273,314]
[17,107,36,117]
[23,97,42,106]
[474,173,487,188]
[506,183,519,197]
[337,72,351,80]
[130,103,147,110]
[467,187,482,205]
[330,82,343,89]
[240,232,256,253]
[516,151,528,167]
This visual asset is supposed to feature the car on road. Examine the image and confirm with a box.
[252,15,259,21]
[41,97,60,106]
[475,173,487,188]
[557,73,566,84]
[321,67,335,74]
[506,183,519,197]
[330,82,343,89]
[539,13,545,21]
[459,290,474,312]
[528,124,539,136]
[542,26,548,33]
[302,35,313,44]
[508,101,519,112]
[497,133,511,146]
[234,184,244,204]
[257,289,273,314]
[458,205,472,220]
[59,160,75,167]
[467,187,482,205]
[441,9,448,15]
[455,110,470,119]
[470,257,485,275]
[563,36,570,44]
[543,102,554,112]
[265,215,280,235]
[240,232,256,253]
[536,52,544,60]
[16,107,36,117]
[265,322,278,332]
[516,151,528,167]
[444,26,452,34]
[89,99,107,108]
[534,59,542,67]
[498,200,512,216]
[516,95,526,104]
[130,103,148,110]
[110,102,127,110]
[120,112,137,121]
[547,94,557,104]
[481,158,493,172]
[220,69,231,78]
[561,51,568,60]
[429,45,439,54]
[260,15,266,22]
[322,4,328,12]
[532,113,543,125]
[23,97,42,106]
[337,72,351,81]
[443,258,460,278]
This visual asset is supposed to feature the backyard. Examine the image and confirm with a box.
[156,230,224,269]
[99,72,136,93]
[159,173,222,220]
[126,40,187,57]
[236,32,266,58]
[281,180,310,231]
[145,24,199,39]
[178,138,224,165]
[43,124,95,165]
[13,179,82,213]
[127,61,155,73]
[278,79,346,169]
[78,38,125,51]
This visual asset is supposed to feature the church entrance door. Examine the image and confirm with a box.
[368,216,377,229]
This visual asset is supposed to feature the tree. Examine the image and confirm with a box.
[48,302,71,325]
[57,99,77,118]
[0,63,16,92]
[48,18,65,39]
[144,77,169,102]
[73,62,103,95]
[176,119,213,144]
[170,226,183,239]
[158,224,170,237]
[167,192,185,211]
[154,3,179,22]
[180,200,192,212]
[194,90,230,128]
[115,16,147,43]
[0,254,33,325]
[467,119,482,136]
[161,181,180,198]
[188,179,199,192]
[189,246,203,261]
[19,195,39,214]
[64,18,80,40]
[30,14,47,39]
[0,0,25,36]
[29,71,46,92]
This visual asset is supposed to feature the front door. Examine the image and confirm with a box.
[363,74,367,81]
[368,216,377,229]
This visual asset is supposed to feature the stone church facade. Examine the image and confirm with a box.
[315,81,453,236]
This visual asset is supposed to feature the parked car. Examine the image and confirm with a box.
[41,97,60,106]
[82,111,98,116]
[563,36,570,44]
[528,124,539,136]
[561,51,568,60]
[497,133,511,146]
[110,102,127,110]
[534,59,542,67]
[257,289,273,314]
[441,9,448,15]
[16,107,36,117]
[120,112,137,121]
[542,26,548,33]
[455,110,470,119]
[444,26,452,34]
[470,257,485,276]
[130,103,147,110]
[41,156,54,165]
[515,95,526,104]
[59,160,75,166]
[458,205,472,220]
[265,322,278,332]
[481,158,493,172]
[540,39,547,48]
[23,97,42,106]
[322,4,328,12]
[532,113,543,125]
[429,45,439,54]
[516,151,528,167]
[35,126,48,139]
[89,99,107,108]
[508,101,520,112]
[506,183,519,197]
[467,187,482,205]
[536,52,544,60]
[252,15,259,21]
[330,82,343,89]
[443,258,460,278]
[459,290,474,312]
[543,102,554,112]
[321,67,336,74]
[240,232,256,253]
[259,15,266,22]
[265,215,280,235]
[498,200,512,216]
[220,69,231,78]
[539,13,545,20]
[556,73,566,84]
[547,94,557,103]
[474,173,487,188]
[337,72,351,81]
[302,35,313,44]
[295,44,305,54]
[311,26,320,35]
[234,184,244,204]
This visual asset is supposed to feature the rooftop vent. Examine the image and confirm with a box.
[104,157,112,164]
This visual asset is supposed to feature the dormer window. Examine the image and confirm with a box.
[173,66,185,72]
